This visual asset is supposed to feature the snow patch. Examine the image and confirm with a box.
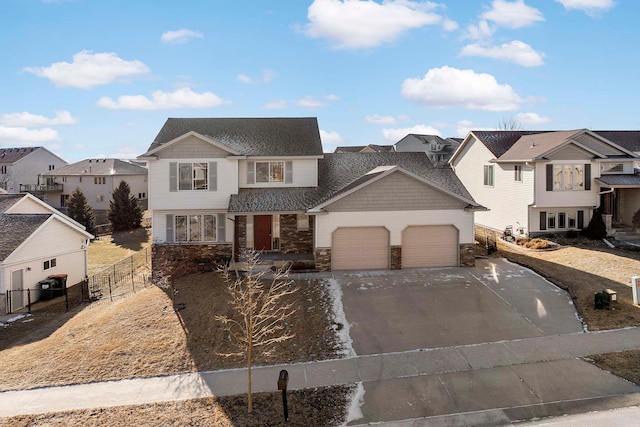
[325,278,356,357]
[345,382,365,424]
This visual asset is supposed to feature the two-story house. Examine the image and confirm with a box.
[43,158,148,223]
[139,117,484,272]
[395,134,461,167]
[0,147,67,196]
[450,129,640,238]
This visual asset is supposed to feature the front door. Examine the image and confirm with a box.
[254,215,272,251]
[11,269,24,312]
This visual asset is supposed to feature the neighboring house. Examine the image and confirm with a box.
[0,146,67,195]
[42,158,148,223]
[334,144,395,153]
[139,117,483,272]
[394,134,461,167]
[450,129,640,238]
[0,193,93,314]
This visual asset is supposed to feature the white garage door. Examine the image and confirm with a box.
[332,227,389,270]
[402,225,458,268]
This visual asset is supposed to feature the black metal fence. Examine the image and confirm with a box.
[3,286,69,315]
[87,247,152,302]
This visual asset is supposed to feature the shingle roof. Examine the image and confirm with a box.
[498,130,584,161]
[142,117,323,157]
[228,152,478,213]
[0,147,40,164]
[596,171,640,187]
[43,158,147,176]
[594,131,640,153]
[471,131,552,157]
[334,144,394,153]
[0,194,23,213]
[0,214,50,261]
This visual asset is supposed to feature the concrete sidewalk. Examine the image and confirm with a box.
[3,327,640,420]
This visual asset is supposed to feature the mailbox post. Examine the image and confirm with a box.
[277,369,289,421]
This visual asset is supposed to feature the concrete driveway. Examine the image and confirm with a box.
[334,258,583,355]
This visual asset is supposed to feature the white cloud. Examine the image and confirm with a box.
[303,0,441,49]
[442,18,459,31]
[24,51,150,89]
[0,110,78,127]
[320,129,345,145]
[365,114,397,124]
[401,66,523,111]
[515,112,552,124]
[111,145,143,159]
[482,0,544,29]
[326,94,340,101]
[237,74,254,84]
[97,88,226,110]
[382,124,441,142]
[262,69,277,83]
[464,20,495,40]
[0,126,60,143]
[555,0,614,15]
[294,96,327,108]
[264,100,289,109]
[455,120,492,138]
[460,40,544,67]
[161,29,203,43]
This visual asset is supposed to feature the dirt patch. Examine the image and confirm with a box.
[0,272,341,392]
[489,239,640,331]
[584,350,640,386]
[88,227,151,275]
[2,385,354,427]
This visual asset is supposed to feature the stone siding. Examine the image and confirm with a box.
[459,243,476,267]
[152,244,232,279]
[314,248,331,271]
[235,215,247,259]
[390,246,401,269]
[279,214,314,254]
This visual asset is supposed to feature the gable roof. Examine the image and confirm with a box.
[334,144,395,153]
[228,152,481,213]
[467,131,551,158]
[43,158,147,176]
[593,131,640,153]
[0,147,67,165]
[497,130,589,161]
[0,214,51,261]
[0,193,90,234]
[0,194,24,213]
[141,117,323,157]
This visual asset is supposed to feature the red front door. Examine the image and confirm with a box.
[254,215,272,251]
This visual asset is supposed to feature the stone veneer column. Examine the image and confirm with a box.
[152,244,233,279]
[314,248,331,271]
[390,246,402,269]
[459,243,476,267]
[279,214,314,253]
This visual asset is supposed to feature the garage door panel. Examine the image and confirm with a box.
[402,225,458,268]
[332,227,389,270]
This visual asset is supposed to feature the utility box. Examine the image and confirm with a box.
[603,289,617,303]
[633,277,640,305]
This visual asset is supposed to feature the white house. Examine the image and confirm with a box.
[0,193,93,313]
[139,117,483,271]
[0,146,67,195]
[450,129,640,237]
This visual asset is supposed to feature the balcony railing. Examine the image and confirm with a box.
[19,183,63,193]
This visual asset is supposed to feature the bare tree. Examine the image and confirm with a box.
[215,250,298,413]
[497,116,522,131]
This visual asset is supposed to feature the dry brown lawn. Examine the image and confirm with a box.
[0,272,341,392]
[88,227,151,276]
[2,386,353,427]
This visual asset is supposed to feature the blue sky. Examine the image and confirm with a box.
[1,0,636,162]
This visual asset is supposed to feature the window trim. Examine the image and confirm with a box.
[178,162,209,191]
[255,161,285,183]
[174,214,217,242]
[483,165,494,187]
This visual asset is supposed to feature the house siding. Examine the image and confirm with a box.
[3,148,66,194]
[238,158,317,187]
[147,158,237,211]
[452,138,532,235]
[547,145,593,161]
[325,172,468,212]
[155,135,230,159]
[575,134,627,156]
[534,162,598,208]
[152,210,233,244]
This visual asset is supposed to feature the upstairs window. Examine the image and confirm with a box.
[483,165,494,186]
[514,165,522,182]
[179,162,208,191]
[553,164,584,191]
[94,176,106,185]
[601,163,624,174]
[256,161,284,183]
[0,165,6,174]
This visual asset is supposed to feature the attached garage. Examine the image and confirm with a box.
[402,225,458,268]
[332,227,389,270]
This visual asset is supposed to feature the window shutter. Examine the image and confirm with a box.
[169,162,177,192]
[217,213,226,242]
[209,162,217,191]
[540,212,547,231]
[546,164,553,191]
[578,210,584,229]
[584,164,591,190]
[166,214,174,243]
[285,161,293,184]
[247,161,255,184]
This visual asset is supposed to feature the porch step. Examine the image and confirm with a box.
[612,229,640,241]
